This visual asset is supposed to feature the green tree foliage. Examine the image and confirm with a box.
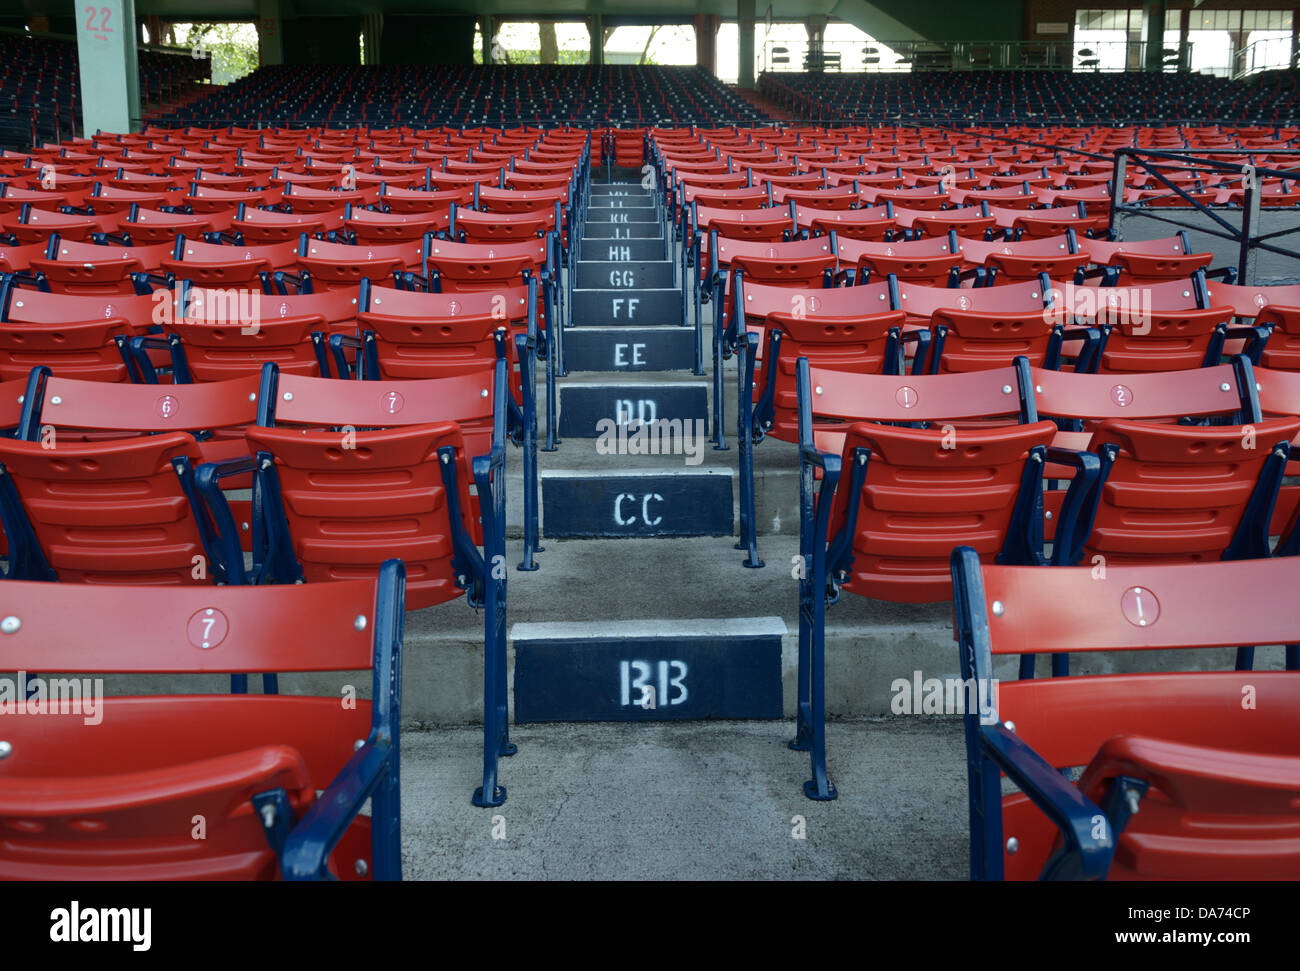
[179,23,259,84]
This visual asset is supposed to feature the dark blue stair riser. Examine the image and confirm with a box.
[576,261,675,289]
[572,289,682,326]
[515,635,782,722]
[581,239,668,261]
[543,472,731,538]
[584,210,661,224]
[559,384,708,437]
[589,186,652,197]
[563,327,695,372]
[583,224,664,240]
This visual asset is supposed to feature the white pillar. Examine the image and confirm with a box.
[76,0,140,136]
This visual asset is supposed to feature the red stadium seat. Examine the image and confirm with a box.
[0,567,405,879]
[1252,367,1300,543]
[1048,415,1299,580]
[161,237,301,290]
[3,204,117,244]
[231,205,339,244]
[345,206,447,244]
[797,204,897,241]
[1084,233,1214,285]
[241,359,513,805]
[296,237,423,289]
[692,202,791,242]
[838,234,964,287]
[119,206,227,245]
[0,282,164,381]
[892,277,1081,372]
[952,551,1300,880]
[29,237,172,294]
[0,426,241,585]
[959,233,1090,285]
[1052,279,1238,372]
[454,206,556,244]
[790,357,1061,797]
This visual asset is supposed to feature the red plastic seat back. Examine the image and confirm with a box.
[361,312,505,381]
[1107,251,1212,285]
[806,208,896,241]
[456,208,552,243]
[1082,416,1300,564]
[297,238,422,288]
[29,240,169,295]
[763,309,906,440]
[0,319,135,382]
[827,420,1057,601]
[932,307,1058,372]
[696,204,789,242]
[1256,305,1300,371]
[1097,306,1235,373]
[255,286,361,335]
[0,432,208,583]
[169,318,327,380]
[245,422,473,609]
[721,234,836,289]
[162,239,298,289]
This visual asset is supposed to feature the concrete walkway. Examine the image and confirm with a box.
[400,716,969,880]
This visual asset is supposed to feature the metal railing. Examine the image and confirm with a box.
[1231,35,1296,79]
[762,37,1296,77]
[1109,149,1300,286]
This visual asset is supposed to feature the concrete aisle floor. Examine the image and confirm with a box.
[399,716,969,880]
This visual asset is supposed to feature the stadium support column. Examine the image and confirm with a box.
[806,14,828,72]
[1178,6,1190,73]
[75,0,140,136]
[738,0,756,88]
[258,0,284,67]
[695,14,718,74]
[590,15,604,65]
[483,16,494,63]
[1142,0,1165,72]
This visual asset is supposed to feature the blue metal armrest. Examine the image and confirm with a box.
[328,332,366,380]
[277,558,404,880]
[1057,325,1102,372]
[900,327,932,375]
[275,735,396,880]
[1225,324,1272,365]
[130,270,173,294]
[271,269,312,294]
[191,455,264,586]
[1045,446,1104,568]
[976,723,1116,880]
[128,333,190,384]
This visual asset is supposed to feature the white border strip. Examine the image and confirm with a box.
[512,616,787,641]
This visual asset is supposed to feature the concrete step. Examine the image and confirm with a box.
[582,223,665,240]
